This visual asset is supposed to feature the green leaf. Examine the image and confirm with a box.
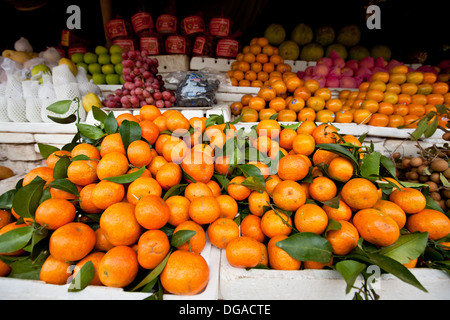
[70,154,91,161]
[335,260,367,294]
[424,117,439,138]
[316,143,359,168]
[0,226,33,254]
[12,177,46,219]
[214,174,230,190]
[104,111,119,135]
[48,114,77,124]
[269,113,278,120]
[46,100,72,114]
[239,164,265,184]
[410,117,429,141]
[230,114,243,125]
[91,106,108,123]
[131,250,171,292]
[7,251,48,280]
[440,173,450,187]
[37,143,60,159]
[103,166,145,184]
[379,232,429,264]
[321,195,341,209]
[364,251,428,293]
[276,232,333,264]
[68,261,95,292]
[163,184,188,201]
[380,155,398,179]
[280,122,301,130]
[360,152,381,179]
[53,156,71,179]
[425,195,445,213]
[47,179,80,197]
[76,123,105,141]
[0,189,15,210]
[171,230,197,248]
[119,120,142,149]
[240,176,266,192]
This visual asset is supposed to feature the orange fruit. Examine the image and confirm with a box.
[173,220,207,253]
[267,234,301,270]
[66,159,98,186]
[341,178,379,210]
[35,198,76,230]
[216,194,239,219]
[279,128,297,151]
[352,109,373,125]
[240,214,266,243]
[311,124,338,144]
[226,236,262,268]
[388,115,405,128]
[126,140,153,168]
[272,180,306,212]
[94,227,115,252]
[96,151,129,180]
[91,180,125,210]
[294,203,328,234]
[389,187,427,214]
[70,143,101,160]
[22,166,54,187]
[136,232,170,271]
[432,82,449,94]
[188,196,220,225]
[227,176,251,201]
[98,245,139,288]
[73,251,105,286]
[309,176,337,202]
[100,133,126,157]
[323,200,352,221]
[155,162,182,191]
[335,110,354,123]
[256,119,281,139]
[407,104,426,117]
[306,96,326,112]
[116,113,139,127]
[135,195,170,230]
[316,110,336,123]
[372,199,407,229]
[406,209,450,240]
[325,220,359,255]
[100,202,142,246]
[277,154,310,182]
[327,157,354,182]
[165,195,190,227]
[292,133,315,156]
[49,222,96,262]
[184,182,213,202]
[45,150,71,169]
[368,113,390,127]
[297,107,316,122]
[39,255,72,285]
[207,218,240,249]
[260,209,292,238]
[248,191,271,217]
[312,149,339,166]
[353,208,400,247]
[126,176,162,205]
[140,105,162,121]
[304,79,319,93]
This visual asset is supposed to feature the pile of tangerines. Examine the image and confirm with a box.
[227,37,293,88]
[337,66,450,128]
[0,103,449,297]
[230,64,450,132]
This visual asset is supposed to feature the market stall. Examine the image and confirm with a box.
[0,0,449,302]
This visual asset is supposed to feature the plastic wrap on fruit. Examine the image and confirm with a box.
[175,71,220,107]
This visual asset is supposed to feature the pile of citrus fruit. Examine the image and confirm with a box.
[337,66,450,128]
[0,101,449,298]
[227,37,293,88]
[231,72,341,124]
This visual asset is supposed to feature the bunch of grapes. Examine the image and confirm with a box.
[102,49,176,109]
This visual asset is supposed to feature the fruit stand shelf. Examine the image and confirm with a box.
[218,250,450,300]
[0,239,221,300]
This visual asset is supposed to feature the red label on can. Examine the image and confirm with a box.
[68,47,86,58]
[165,36,186,54]
[131,12,154,33]
[216,39,239,58]
[106,19,128,39]
[156,14,177,34]
[209,18,230,37]
[181,16,205,35]
[140,37,160,55]
[113,39,135,51]
[192,36,206,55]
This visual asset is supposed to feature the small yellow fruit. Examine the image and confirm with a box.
[82,92,102,113]
[58,58,78,76]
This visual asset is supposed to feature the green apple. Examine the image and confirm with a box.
[109,44,123,55]
[102,64,115,75]
[120,75,125,84]
[77,62,88,72]
[95,45,109,55]
[106,74,120,85]
[114,63,123,75]
[110,53,123,65]
[83,52,98,64]
[92,73,106,85]
[88,63,102,75]
[98,54,111,65]
[71,53,84,64]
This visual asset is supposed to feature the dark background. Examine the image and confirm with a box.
[0,0,448,64]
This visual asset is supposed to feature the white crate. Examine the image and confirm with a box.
[219,250,450,300]
[0,242,221,300]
